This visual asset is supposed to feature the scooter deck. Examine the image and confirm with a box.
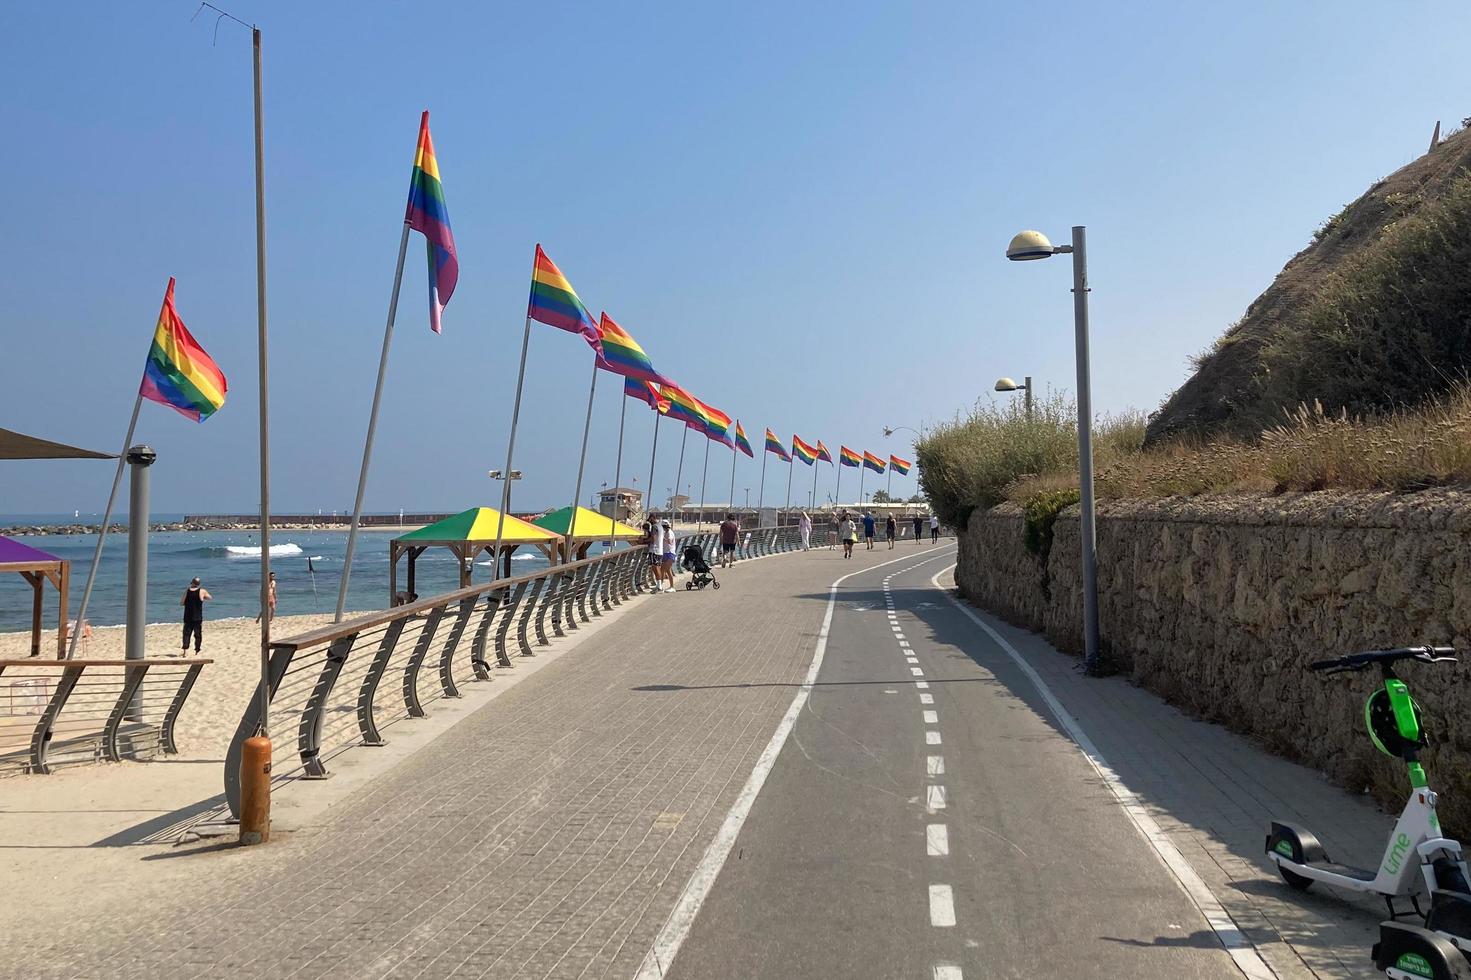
[1300,859,1378,882]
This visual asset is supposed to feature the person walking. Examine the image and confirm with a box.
[885,514,897,550]
[930,513,940,543]
[180,577,212,654]
[645,515,664,593]
[660,519,678,592]
[862,510,876,551]
[838,513,856,559]
[718,513,741,568]
[255,571,276,623]
[799,511,812,551]
[913,513,924,544]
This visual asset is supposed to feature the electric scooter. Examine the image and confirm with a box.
[1263,646,1471,979]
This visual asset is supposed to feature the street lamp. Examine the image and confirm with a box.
[1007,226,1099,674]
[995,376,1033,418]
[882,425,922,439]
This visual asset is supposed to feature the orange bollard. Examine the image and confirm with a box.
[239,735,272,845]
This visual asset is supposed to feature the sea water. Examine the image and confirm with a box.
[0,522,559,632]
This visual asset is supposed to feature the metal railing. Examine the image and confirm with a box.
[0,658,210,775]
[219,524,836,817]
[222,545,650,817]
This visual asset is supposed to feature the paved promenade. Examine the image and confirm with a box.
[2,540,1397,979]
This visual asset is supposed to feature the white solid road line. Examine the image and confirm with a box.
[633,545,955,979]
[927,823,950,856]
[928,884,957,927]
[929,564,1277,980]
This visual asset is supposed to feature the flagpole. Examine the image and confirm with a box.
[67,392,142,659]
[335,221,412,621]
[811,456,819,513]
[646,407,662,516]
[697,436,710,530]
[251,24,273,735]
[757,448,768,514]
[859,466,866,506]
[493,250,542,580]
[835,462,842,511]
[567,353,599,555]
[727,425,738,520]
[611,390,627,532]
[783,456,793,523]
[887,464,893,501]
[673,425,689,524]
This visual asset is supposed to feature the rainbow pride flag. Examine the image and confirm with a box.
[597,313,668,386]
[792,435,818,465]
[140,278,227,422]
[839,446,861,467]
[624,377,670,413]
[734,421,754,457]
[862,450,887,474]
[765,429,791,461]
[659,383,707,428]
[698,398,734,446]
[528,245,600,348]
[405,111,457,334]
[889,454,912,475]
[816,440,833,464]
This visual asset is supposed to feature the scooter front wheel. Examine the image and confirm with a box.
[1278,865,1314,891]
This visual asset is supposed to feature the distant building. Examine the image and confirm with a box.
[598,487,642,522]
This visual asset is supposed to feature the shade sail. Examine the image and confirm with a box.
[0,535,63,568]
[533,506,644,541]
[0,428,113,460]
[395,507,559,545]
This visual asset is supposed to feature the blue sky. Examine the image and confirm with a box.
[5,1,1471,514]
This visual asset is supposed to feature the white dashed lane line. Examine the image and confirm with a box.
[928,885,957,927]
[926,785,947,811]
[927,755,944,776]
[925,731,942,745]
[927,823,949,856]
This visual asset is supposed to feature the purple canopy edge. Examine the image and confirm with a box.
[0,535,62,566]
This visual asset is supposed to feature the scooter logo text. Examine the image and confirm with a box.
[1383,833,1412,875]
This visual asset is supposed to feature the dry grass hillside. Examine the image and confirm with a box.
[1146,122,1471,444]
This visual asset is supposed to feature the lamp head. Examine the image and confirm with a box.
[995,377,1020,392]
[882,426,895,437]
[1006,230,1056,261]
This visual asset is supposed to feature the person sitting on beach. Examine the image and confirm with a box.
[181,577,212,654]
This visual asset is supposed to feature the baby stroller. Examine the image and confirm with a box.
[681,544,720,590]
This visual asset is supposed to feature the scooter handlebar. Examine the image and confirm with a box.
[1307,645,1457,672]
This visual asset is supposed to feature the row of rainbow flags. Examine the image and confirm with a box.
[398,112,914,509]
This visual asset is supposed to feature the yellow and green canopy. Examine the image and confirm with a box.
[396,507,560,545]
[533,506,644,542]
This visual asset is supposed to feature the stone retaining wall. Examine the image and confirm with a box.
[956,491,1471,829]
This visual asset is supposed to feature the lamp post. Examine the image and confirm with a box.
[1006,226,1099,674]
[995,376,1033,418]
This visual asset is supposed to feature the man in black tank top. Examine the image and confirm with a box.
[181,577,212,653]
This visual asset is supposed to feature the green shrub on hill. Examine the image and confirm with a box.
[1252,171,1471,428]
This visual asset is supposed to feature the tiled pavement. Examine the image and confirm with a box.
[7,543,915,980]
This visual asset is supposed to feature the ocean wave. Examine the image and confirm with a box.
[224,543,304,558]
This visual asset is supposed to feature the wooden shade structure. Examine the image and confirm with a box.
[0,536,69,658]
[388,507,561,605]
[532,506,645,562]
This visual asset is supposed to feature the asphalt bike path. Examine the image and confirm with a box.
[663,544,1240,980]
